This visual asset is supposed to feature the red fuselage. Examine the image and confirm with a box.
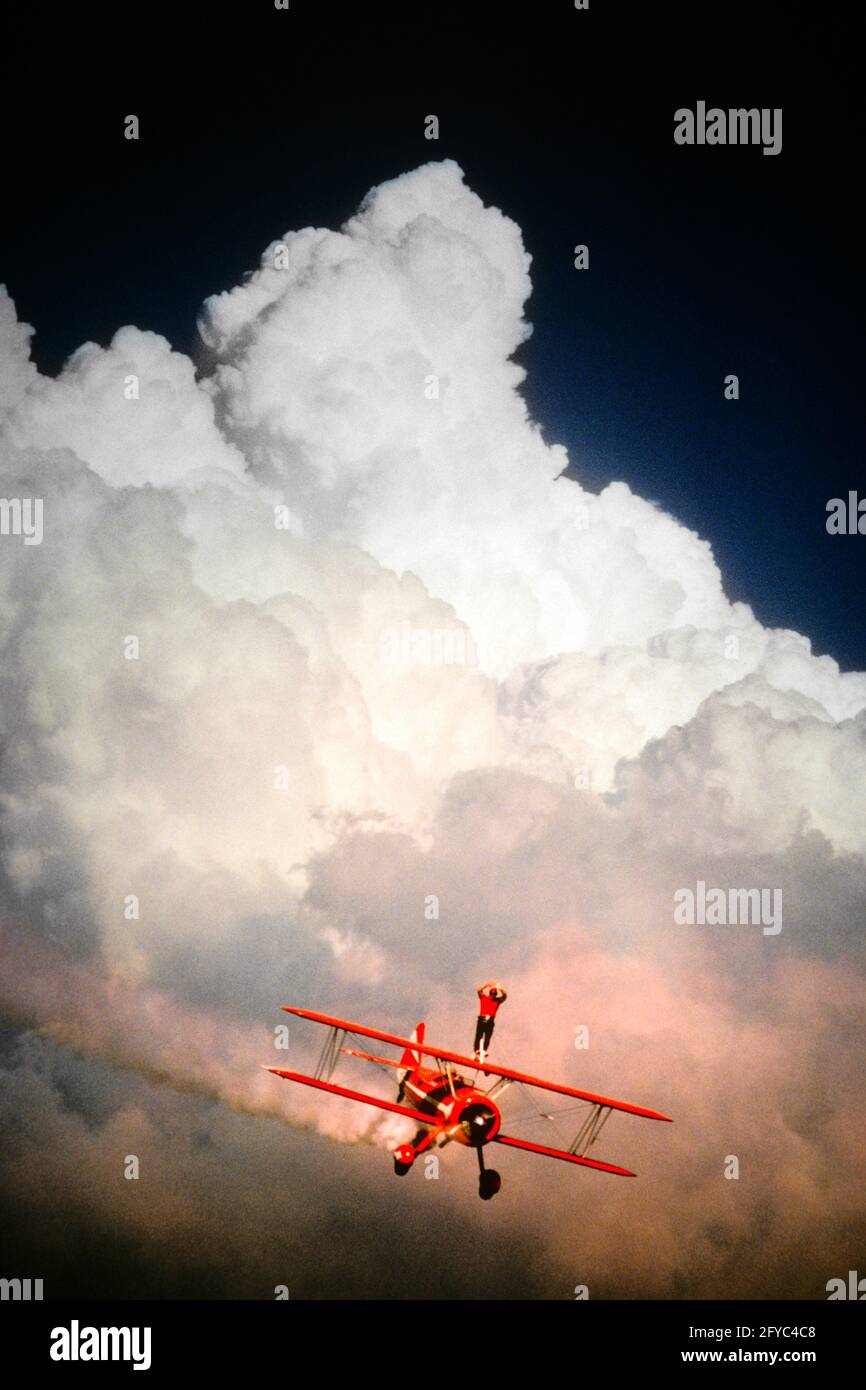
[400,1065,502,1149]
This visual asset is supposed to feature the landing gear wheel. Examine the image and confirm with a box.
[478,1168,501,1200]
[393,1143,415,1176]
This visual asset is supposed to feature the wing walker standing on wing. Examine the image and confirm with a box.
[473,979,507,1063]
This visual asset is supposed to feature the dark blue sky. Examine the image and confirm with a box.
[2,22,862,669]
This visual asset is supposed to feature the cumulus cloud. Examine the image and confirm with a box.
[0,160,864,1298]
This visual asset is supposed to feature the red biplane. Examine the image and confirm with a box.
[268,1004,671,1200]
[268,1000,675,1206]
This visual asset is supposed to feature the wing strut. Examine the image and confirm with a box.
[569,1103,612,1158]
[486,1076,512,1102]
[314,1026,346,1082]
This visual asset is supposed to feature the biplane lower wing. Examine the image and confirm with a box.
[267,1068,436,1128]
[282,1007,672,1123]
[493,1132,635,1177]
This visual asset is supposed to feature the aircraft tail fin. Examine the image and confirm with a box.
[400,1022,425,1070]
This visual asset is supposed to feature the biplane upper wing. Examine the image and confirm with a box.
[493,1133,635,1177]
[282,1007,672,1122]
[266,1068,436,1127]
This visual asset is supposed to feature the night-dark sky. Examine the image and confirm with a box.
[2,12,861,670]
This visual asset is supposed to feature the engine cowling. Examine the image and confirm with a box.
[453,1093,501,1147]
